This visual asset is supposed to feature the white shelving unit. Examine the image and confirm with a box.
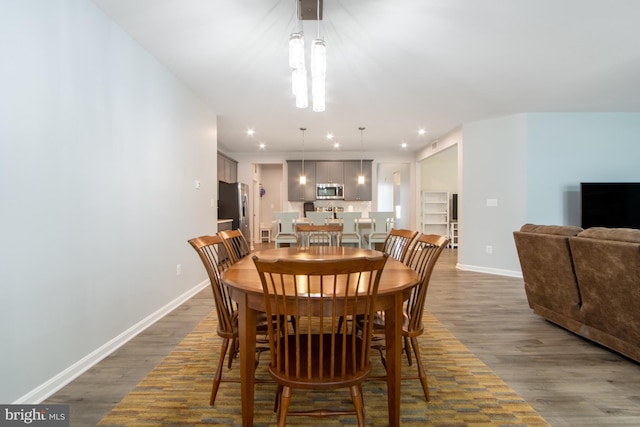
[421,191,450,238]
[449,222,458,248]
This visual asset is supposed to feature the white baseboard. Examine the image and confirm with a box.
[456,263,523,278]
[14,280,210,404]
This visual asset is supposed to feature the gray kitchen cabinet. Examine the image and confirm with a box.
[287,160,316,201]
[343,160,372,201]
[229,160,237,182]
[315,161,344,184]
[217,155,225,181]
[217,152,238,183]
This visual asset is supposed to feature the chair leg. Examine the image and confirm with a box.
[210,337,229,406]
[337,316,343,333]
[350,385,366,427]
[273,384,283,413]
[277,386,291,427]
[227,337,238,369]
[410,337,430,401]
[404,336,412,366]
[373,344,387,370]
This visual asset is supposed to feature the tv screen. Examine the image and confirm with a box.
[580,183,640,229]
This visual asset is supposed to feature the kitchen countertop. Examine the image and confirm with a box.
[217,219,233,223]
[293,217,373,224]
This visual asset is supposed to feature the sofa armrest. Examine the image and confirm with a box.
[514,224,583,318]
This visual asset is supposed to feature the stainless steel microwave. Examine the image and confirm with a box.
[316,183,344,200]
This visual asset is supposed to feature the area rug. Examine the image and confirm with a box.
[98,311,549,426]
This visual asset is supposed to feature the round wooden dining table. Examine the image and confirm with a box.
[222,246,420,427]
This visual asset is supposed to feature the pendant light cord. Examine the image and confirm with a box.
[359,127,365,174]
[316,0,321,39]
[301,127,306,176]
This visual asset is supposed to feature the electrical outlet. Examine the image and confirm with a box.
[485,245,493,254]
[176,264,182,276]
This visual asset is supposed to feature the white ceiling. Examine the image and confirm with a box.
[92,0,640,154]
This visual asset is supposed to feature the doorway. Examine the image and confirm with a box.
[252,163,284,245]
[376,163,410,229]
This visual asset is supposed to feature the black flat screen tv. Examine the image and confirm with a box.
[580,182,640,229]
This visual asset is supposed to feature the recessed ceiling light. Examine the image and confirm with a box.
[247,129,255,136]
[327,133,334,140]
[259,142,266,150]
[418,128,426,136]
[333,142,340,149]
[401,142,408,149]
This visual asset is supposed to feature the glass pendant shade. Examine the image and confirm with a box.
[311,39,326,76]
[299,175,307,185]
[293,67,308,108]
[358,174,365,184]
[291,69,296,94]
[289,33,305,69]
[311,39,326,112]
[312,74,325,112]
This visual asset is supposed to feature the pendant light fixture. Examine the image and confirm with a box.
[289,0,325,111]
[299,127,307,185]
[358,127,365,184]
[289,1,308,108]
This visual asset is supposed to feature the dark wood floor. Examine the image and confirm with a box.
[46,244,640,426]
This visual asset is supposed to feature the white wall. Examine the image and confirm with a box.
[376,163,411,229]
[416,127,462,162]
[460,112,640,275]
[420,145,458,193]
[0,0,217,403]
[460,114,528,275]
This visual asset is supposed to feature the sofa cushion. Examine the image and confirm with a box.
[569,229,640,360]
[577,227,640,243]
[520,223,583,236]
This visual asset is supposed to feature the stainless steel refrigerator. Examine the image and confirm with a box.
[218,182,250,242]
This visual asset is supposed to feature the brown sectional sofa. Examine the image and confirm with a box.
[514,224,640,363]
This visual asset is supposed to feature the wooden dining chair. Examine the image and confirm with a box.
[295,223,343,247]
[357,233,449,401]
[342,228,418,337]
[188,235,270,406]
[382,228,419,262]
[252,254,389,427]
[218,229,250,264]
